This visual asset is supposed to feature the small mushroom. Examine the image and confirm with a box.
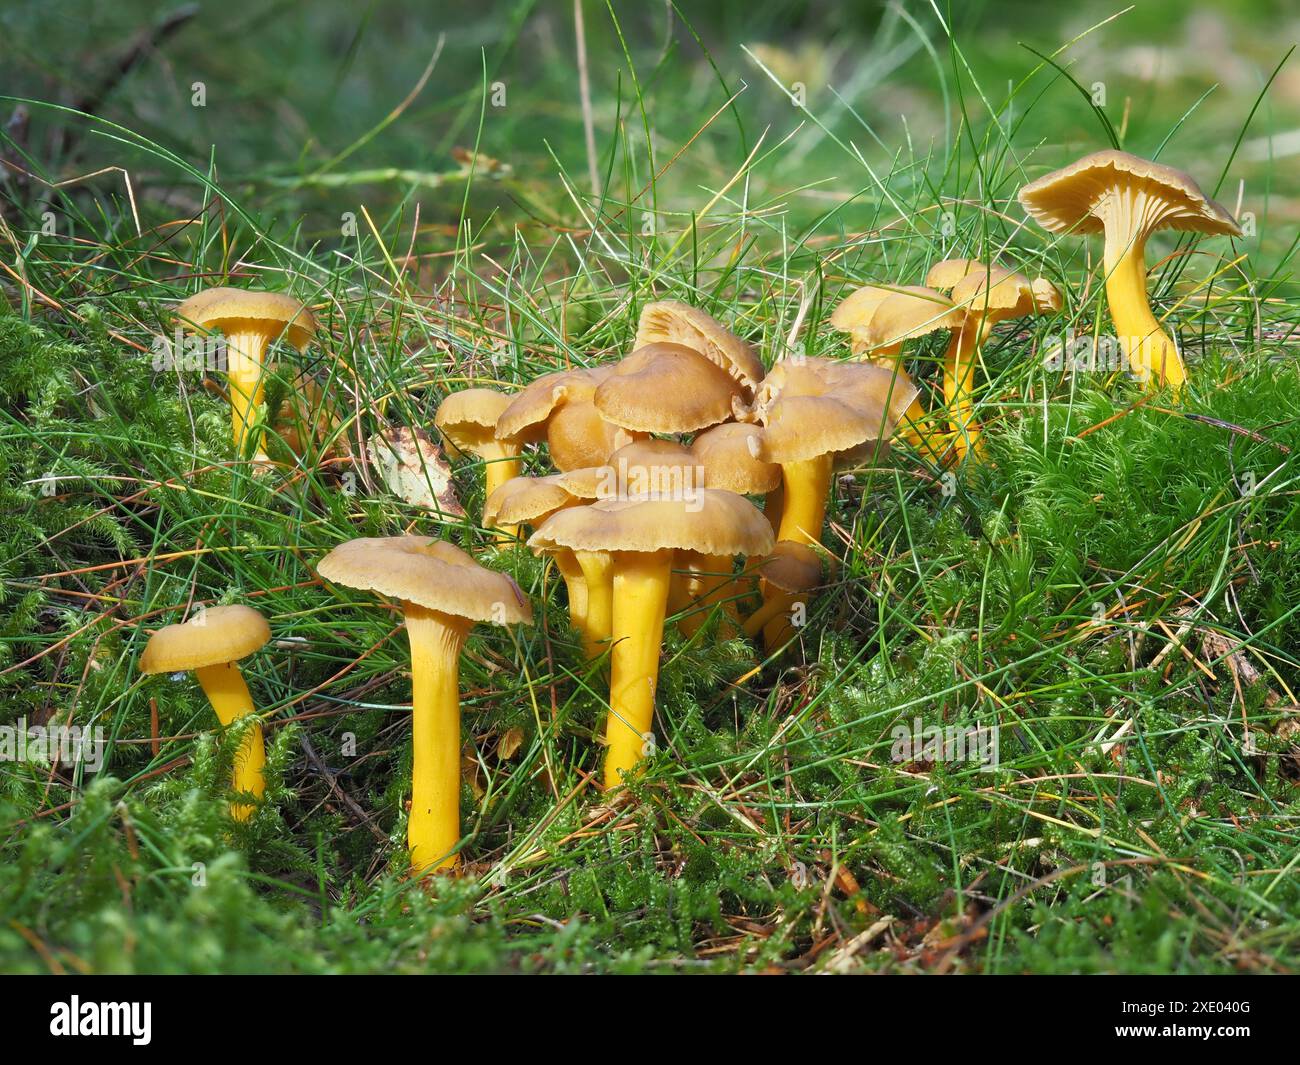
[317,537,531,873]
[139,604,272,821]
[485,473,601,656]
[434,388,522,536]
[530,492,772,788]
[1019,150,1241,391]
[496,366,638,471]
[741,541,825,651]
[175,288,318,464]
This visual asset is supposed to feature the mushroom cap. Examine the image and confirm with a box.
[594,344,741,434]
[175,287,317,351]
[925,259,988,292]
[755,540,824,594]
[434,388,513,458]
[529,492,774,559]
[560,440,701,501]
[318,536,531,624]
[829,284,897,334]
[690,423,781,495]
[634,300,764,396]
[483,473,587,528]
[861,286,964,349]
[139,604,271,674]
[546,396,632,471]
[1018,149,1241,238]
[949,266,1035,317]
[750,357,918,465]
[495,366,607,443]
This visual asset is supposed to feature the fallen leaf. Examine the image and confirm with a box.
[366,426,463,516]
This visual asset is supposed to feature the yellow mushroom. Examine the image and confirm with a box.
[741,540,825,652]
[594,343,742,435]
[175,288,317,465]
[529,492,772,789]
[139,604,271,821]
[496,366,638,471]
[316,537,531,873]
[634,300,765,403]
[434,388,522,537]
[1018,150,1241,392]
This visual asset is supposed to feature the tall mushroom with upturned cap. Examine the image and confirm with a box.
[139,604,272,821]
[530,492,772,788]
[176,288,318,464]
[486,473,600,656]
[434,388,522,537]
[496,366,637,472]
[316,537,531,873]
[1018,150,1241,391]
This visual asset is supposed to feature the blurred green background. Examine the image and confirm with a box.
[4,0,1296,263]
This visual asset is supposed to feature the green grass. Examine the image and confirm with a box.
[1,0,1298,973]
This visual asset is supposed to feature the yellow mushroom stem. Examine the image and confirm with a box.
[552,549,589,646]
[403,602,472,873]
[193,661,266,822]
[1103,233,1186,391]
[604,549,673,789]
[866,345,931,451]
[763,481,785,537]
[775,453,834,547]
[675,552,741,639]
[480,448,524,540]
[574,549,614,659]
[741,588,806,651]
[941,317,986,462]
[223,331,274,463]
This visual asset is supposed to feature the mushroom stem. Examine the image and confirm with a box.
[763,481,784,536]
[775,454,834,547]
[604,549,673,788]
[574,550,614,659]
[224,331,273,463]
[675,552,741,639]
[942,318,985,461]
[1103,233,1186,391]
[553,549,589,644]
[482,450,523,540]
[403,603,471,873]
[193,661,266,822]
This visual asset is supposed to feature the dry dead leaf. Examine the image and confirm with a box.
[366,426,463,516]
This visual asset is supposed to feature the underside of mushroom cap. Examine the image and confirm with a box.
[633,300,764,397]
[690,422,781,495]
[594,344,741,434]
[1018,149,1242,238]
[139,604,271,674]
[317,536,531,624]
[176,288,318,350]
[434,388,513,456]
[529,492,774,559]
[749,357,918,465]
[861,287,965,349]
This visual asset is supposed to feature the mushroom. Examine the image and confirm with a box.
[495,366,638,471]
[175,288,318,465]
[529,492,772,788]
[741,540,825,651]
[744,357,916,547]
[939,265,1062,459]
[682,423,782,636]
[1018,150,1241,391]
[316,536,531,873]
[485,473,601,656]
[138,604,272,821]
[434,388,522,536]
[858,286,966,457]
[594,343,742,435]
[634,300,765,402]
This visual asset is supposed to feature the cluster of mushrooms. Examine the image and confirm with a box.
[138,149,1242,875]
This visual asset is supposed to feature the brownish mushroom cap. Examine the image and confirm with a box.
[495,366,633,471]
[433,389,513,460]
[634,300,764,397]
[925,259,989,292]
[861,287,964,352]
[318,536,531,625]
[594,344,741,435]
[690,422,781,495]
[176,288,319,351]
[950,267,1061,323]
[483,473,596,529]
[139,604,271,674]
